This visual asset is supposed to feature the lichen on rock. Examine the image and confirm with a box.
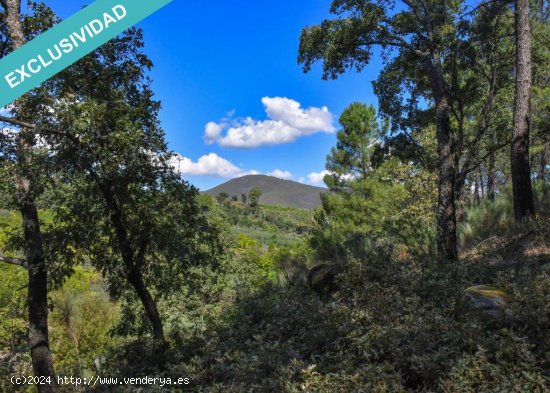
[459,285,512,323]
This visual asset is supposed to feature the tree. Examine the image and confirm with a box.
[511,0,536,220]
[298,0,517,260]
[312,104,423,260]
[0,9,228,351]
[325,103,386,191]
[45,28,228,348]
[41,29,225,347]
[0,2,58,389]
[51,169,219,346]
[241,193,247,204]
[249,187,262,210]
[216,192,230,204]
[298,0,464,260]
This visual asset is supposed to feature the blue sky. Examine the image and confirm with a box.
[38,0,383,189]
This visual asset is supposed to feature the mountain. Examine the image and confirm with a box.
[204,175,326,209]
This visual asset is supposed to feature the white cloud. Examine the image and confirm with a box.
[267,169,292,180]
[306,170,355,186]
[205,97,335,148]
[170,153,248,178]
[169,151,298,182]
[170,153,286,180]
[307,170,330,185]
[204,122,224,144]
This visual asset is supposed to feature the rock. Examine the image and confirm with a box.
[307,264,342,294]
[459,285,512,324]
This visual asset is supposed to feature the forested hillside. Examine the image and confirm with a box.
[0,0,549,392]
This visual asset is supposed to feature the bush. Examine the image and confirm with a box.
[173,241,550,392]
[49,266,120,377]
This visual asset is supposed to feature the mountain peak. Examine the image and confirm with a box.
[204,175,326,209]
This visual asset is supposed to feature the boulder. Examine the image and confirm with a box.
[459,285,512,324]
[307,264,342,294]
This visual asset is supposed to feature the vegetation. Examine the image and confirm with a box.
[248,186,262,209]
[0,0,549,392]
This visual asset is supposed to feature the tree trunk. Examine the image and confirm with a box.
[538,147,547,181]
[1,1,56,390]
[487,149,496,200]
[435,96,458,260]
[20,196,56,392]
[474,174,481,205]
[455,174,466,223]
[478,166,485,199]
[102,183,166,345]
[427,51,458,261]
[511,0,536,220]
[127,270,165,344]
[1,0,25,45]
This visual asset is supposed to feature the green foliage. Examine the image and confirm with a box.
[248,186,262,210]
[49,266,119,377]
[33,28,230,343]
[0,264,27,351]
[459,182,550,252]
[0,212,27,352]
[216,192,230,204]
[312,110,438,261]
[173,238,550,392]
[312,175,406,260]
[0,211,21,255]
[232,232,312,288]
[101,190,231,340]
[531,8,550,182]
[1,1,548,391]
[16,184,547,393]
[219,199,314,246]
[325,102,387,190]
[233,234,279,287]
[440,346,548,392]
[375,157,438,254]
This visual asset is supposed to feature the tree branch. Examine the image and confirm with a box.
[459,139,511,184]
[360,36,429,57]
[459,0,502,18]
[458,82,498,177]
[0,114,34,128]
[134,238,149,271]
[375,17,430,56]
[0,253,27,268]
[0,114,75,140]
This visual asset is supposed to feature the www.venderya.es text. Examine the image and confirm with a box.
[11,375,190,387]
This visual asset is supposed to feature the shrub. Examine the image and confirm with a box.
[49,266,120,377]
